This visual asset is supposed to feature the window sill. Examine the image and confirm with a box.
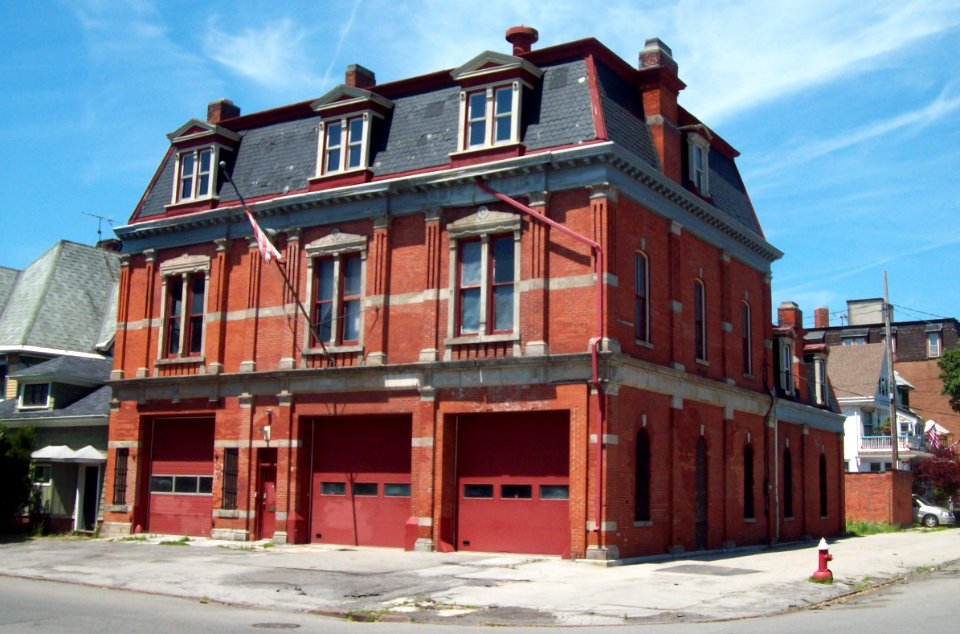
[308,169,373,190]
[446,333,519,346]
[449,143,524,167]
[696,357,710,367]
[635,339,654,349]
[156,356,205,366]
[305,344,363,355]
[632,520,653,528]
[163,196,218,213]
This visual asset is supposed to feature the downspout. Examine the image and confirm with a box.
[475,178,607,550]
[766,388,779,545]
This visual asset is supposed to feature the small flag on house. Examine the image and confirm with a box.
[244,208,282,262]
[928,427,941,450]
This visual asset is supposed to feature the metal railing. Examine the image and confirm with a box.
[860,435,926,452]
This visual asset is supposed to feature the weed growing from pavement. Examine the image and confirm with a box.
[808,576,834,585]
[851,576,874,591]
[159,537,190,546]
[845,519,901,536]
[118,536,147,542]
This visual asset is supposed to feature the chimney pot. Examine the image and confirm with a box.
[814,307,830,329]
[505,25,538,55]
[207,98,240,124]
[640,37,678,74]
[345,64,376,89]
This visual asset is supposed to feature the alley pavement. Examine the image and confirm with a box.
[1,528,958,626]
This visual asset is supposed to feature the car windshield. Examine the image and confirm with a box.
[915,496,933,506]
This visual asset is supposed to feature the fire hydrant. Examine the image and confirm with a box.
[811,537,833,582]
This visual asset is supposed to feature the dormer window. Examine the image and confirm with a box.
[463,84,518,150]
[19,382,50,409]
[175,147,215,202]
[310,85,393,183]
[450,50,542,156]
[321,115,368,174]
[686,134,710,196]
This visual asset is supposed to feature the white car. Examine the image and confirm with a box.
[912,494,957,528]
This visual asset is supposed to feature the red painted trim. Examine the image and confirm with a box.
[162,198,218,216]
[584,54,607,141]
[308,169,374,190]
[449,144,525,168]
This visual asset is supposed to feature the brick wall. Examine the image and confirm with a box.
[844,471,913,527]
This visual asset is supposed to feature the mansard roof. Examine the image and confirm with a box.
[0,241,119,356]
[122,36,769,260]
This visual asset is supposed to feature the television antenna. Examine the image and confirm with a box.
[82,212,115,244]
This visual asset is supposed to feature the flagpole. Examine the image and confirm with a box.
[219,162,335,365]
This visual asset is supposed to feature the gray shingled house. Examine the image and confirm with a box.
[0,241,119,532]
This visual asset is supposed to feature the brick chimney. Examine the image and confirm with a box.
[505,25,538,55]
[637,38,685,183]
[345,64,376,89]
[814,307,830,329]
[777,301,803,329]
[207,98,240,124]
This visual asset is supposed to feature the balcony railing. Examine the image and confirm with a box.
[860,435,926,453]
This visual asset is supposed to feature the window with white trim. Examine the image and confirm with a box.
[778,339,795,395]
[927,331,942,358]
[19,382,50,409]
[174,147,216,202]
[303,231,367,352]
[319,114,370,175]
[694,279,707,362]
[635,253,649,343]
[459,82,521,151]
[687,134,710,196]
[157,254,211,361]
[813,356,827,406]
[446,209,521,344]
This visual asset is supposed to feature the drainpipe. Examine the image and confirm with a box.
[766,389,780,545]
[475,178,607,551]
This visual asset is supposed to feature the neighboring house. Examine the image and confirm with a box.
[825,343,930,472]
[0,241,119,532]
[809,299,959,443]
[103,27,844,559]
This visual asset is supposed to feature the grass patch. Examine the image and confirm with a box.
[845,519,901,537]
[118,536,148,542]
[159,537,190,546]
[808,575,834,585]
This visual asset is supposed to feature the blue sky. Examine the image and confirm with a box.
[2,0,958,328]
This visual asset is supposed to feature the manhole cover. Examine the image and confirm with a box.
[251,624,300,629]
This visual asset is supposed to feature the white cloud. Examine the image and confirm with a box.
[748,87,960,180]
[204,18,324,91]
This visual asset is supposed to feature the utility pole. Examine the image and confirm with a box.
[883,271,898,470]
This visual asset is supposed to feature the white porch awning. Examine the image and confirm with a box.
[31,445,107,463]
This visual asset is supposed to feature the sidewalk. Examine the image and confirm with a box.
[1,529,958,626]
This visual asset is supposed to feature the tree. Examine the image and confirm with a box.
[0,424,33,532]
[914,444,960,505]
[938,345,960,413]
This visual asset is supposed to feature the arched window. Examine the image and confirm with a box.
[694,279,707,361]
[783,448,794,518]
[741,301,752,376]
[635,253,649,343]
[819,453,828,517]
[743,443,755,520]
[634,429,651,522]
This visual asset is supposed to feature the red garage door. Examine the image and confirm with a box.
[310,416,412,547]
[456,411,570,555]
[148,418,214,537]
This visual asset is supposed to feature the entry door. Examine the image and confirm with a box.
[694,436,708,551]
[258,465,277,540]
[79,465,100,531]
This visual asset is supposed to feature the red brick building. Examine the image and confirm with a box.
[101,28,844,559]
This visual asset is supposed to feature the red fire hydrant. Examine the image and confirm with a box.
[812,537,833,582]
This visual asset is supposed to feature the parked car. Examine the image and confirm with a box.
[912,494,957,527]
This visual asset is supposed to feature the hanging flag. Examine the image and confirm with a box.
[244,208,282,262]
[928,427,941,450]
